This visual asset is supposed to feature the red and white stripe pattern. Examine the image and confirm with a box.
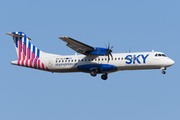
[12,32,49,71]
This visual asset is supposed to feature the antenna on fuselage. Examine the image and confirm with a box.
[129,46,131,53]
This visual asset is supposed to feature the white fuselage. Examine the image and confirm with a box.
[38,51,174,73]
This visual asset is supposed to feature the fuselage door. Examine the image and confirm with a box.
[48,60,53,68]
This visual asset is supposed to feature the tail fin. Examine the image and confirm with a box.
[6,32,41,61]
[6,31,57,71]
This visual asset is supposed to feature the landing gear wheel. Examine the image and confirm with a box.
[101,74,108,80]
[162,70,166,74]
[90,70,97,77]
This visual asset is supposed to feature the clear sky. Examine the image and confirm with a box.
[0,0,180,120]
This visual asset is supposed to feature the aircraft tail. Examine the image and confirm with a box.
[6,31,58,70]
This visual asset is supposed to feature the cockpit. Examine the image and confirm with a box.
[155,54,166,57]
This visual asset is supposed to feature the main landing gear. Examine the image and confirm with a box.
[90,70,108,80]
[90,69,98,77]
[101,73,108,80]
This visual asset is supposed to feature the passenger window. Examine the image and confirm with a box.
[88,59,90,61]
[81,59,83,62]
[118,58,120,60]
[122,58,123,60]
[71,60,73,62]
[59,60,61,62]
[115,58,117,60]
[68,60,70,62]
[155,54,158,56]
[65,60,67,62]
[75,60,77,62]
[158,54,161,56]
[62,60,64,62]
[98,59,100,61]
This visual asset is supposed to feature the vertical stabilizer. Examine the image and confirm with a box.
[6,31,57,71]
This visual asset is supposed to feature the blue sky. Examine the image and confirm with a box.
[0,0,180,119]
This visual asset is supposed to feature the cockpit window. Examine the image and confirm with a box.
[155,54,166,57]
[162,54,166,57]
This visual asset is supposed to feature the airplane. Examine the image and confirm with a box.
[6,31,175,80]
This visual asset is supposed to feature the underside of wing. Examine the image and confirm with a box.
[59,37,94,55]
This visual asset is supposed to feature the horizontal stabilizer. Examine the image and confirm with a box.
[6,32,31,40]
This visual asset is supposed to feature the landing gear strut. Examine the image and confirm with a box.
[101,73,108,80]
[161,67,166,74]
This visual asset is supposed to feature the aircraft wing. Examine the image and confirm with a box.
[59,37,94,55]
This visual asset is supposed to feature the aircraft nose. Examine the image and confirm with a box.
[168,59,175,66]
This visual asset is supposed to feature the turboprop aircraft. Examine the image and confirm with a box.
[7,31,174,80]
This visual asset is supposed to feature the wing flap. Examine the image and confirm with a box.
[59,37,94,55]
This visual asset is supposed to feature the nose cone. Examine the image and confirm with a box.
[168,58,175,66]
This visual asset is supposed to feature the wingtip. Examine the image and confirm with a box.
[59,36,69,39]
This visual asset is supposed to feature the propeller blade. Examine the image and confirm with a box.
[105,43,107,49]
[108,54,110,63]
[110,53,113,60]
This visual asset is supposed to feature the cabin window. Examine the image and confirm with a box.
[75,60,77,62]
[65,60,67,62]
[85,59,87,61]
[98,59,100,61]
[102,58,103,61]
[68,60,70,62]
[91,59,94,61]
[105,58,107,61]
[78,59,80,62]
[88,59,90,61]
[71,60,73,62]
[115,58,117,60]
[62,60,64,62]
[81,59,83,62]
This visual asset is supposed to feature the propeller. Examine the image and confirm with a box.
[105,42,114,63]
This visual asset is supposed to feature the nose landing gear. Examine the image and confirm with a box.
[161,67,166,74]
[162,70,166,74]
